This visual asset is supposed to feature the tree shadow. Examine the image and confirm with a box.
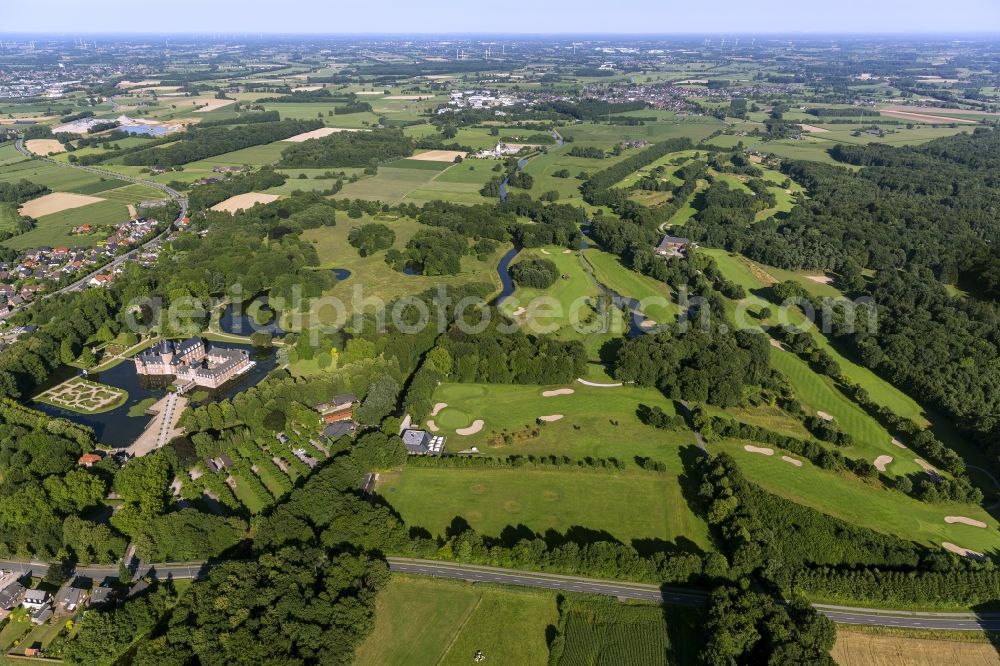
[499,524,537,548]
[632,536,705,558]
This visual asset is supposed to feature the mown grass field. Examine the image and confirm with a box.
[378,465,710,549]
[355,575,559,666]
[429,382,696,464]
[584,247,677,323]
[5,199,129,250]
[715,439,1000,556]
[500,247,600,342]
[299,213,506,322]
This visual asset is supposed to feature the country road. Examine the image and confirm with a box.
[0,554,998,630]
[13,138,187,299]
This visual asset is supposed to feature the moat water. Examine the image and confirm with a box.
[32,342,278,448]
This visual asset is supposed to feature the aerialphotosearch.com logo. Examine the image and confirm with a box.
[121,281,878,345]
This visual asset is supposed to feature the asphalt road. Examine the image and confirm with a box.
[12,138,188,298]
[387,558,1000,631]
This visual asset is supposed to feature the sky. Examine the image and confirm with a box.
[6,0,1000,35]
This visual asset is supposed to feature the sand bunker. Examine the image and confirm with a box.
[782,456,803,467]
[798,124,829,133]
[873,455,893,472]
[509,306,526,317]
[915,458,939,476]
[639,320,657,330]
[768,338,785,350]
[25,139,65,155]
[805,275,833,284]
[431,402,448,417]
[542,388,575,397]
[816,411,834,421]
[540,248,551,254]
[744,445,774,456]
[562,249,572,254]
[942,542,985,560]
[283,127,364,142]
[210,192,280,214]
[945,516,988,528]
[426,420,439,432]
[538,414,564,422]
[20,192,104,218]
[891,437,907,449]
[193,99,236,113]
[456,420,485,436]
[409,150,467,162]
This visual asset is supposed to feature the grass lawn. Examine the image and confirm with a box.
[13,619,66,654]
[0,618,31,651]
[430,382,696,461]
[584,247,677,323]
[332,167,439,204]
[355,575,559,666]
[501,247,600,342]
[228,471,269,514]
[300,214,506,319]
[0,202,18,232]
[378,463,712,551]
[716,438,1000,557]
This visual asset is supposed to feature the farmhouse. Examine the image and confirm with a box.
[401,429,446,456]
[134,337,255,390]
[655,235,691,258]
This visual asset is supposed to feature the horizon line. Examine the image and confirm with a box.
[2,30,1000,37]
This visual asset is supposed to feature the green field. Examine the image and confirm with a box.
[584,247,677,323]
[716,439,1000,557]
[355,575,559,666]
[300,214,506,319]
[378,465,711,550]
[501,247,600,341]
[333,166,441,203]
[429,382,696,460]
[555,598,701,666]
[4,199,132,250]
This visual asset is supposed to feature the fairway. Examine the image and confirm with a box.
[378,464,712,550]
[584,247,677,323]
[716,439,1000,556]
[355,575,559,666]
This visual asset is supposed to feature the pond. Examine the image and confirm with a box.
[331,268,352,281]
[219,296,285,337]
[31,342,278,448]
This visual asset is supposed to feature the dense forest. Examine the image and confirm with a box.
[278,129,415,168]
[121,118,322,166]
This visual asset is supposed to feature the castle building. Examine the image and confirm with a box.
[134,337,255,391]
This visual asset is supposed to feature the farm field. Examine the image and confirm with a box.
[715,439,1000,557]
[377,464,711,550]
[5,198,132,250]
[831,629,1000,666]
[333,166,440,203]
[355,575,559,666]
[554,597,702,666]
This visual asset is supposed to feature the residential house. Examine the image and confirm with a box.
[321,420,356,441]
[55,580,87,613]
[316,393,357,424]
[0,582,25,610]
[88,584,116,608]
[78,453,102,467]
[22,589,49,610]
